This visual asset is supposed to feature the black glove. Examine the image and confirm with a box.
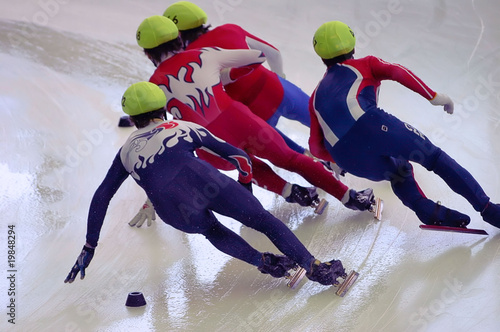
[238,180,253,193]
[64,245,95,283]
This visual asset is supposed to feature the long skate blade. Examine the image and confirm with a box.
[371,198,383,220]
[286,267,307,289]
[314,199,328,215]
[335,270,359,297]
[419,225,488,235]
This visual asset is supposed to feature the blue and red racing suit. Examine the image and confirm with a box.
[309,56,490,217]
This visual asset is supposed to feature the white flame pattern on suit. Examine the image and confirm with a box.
[159,49,219,119]
[121,122,208,180]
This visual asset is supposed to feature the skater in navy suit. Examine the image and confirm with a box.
[308,21,500,229]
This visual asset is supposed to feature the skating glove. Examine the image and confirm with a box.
[129,198,156,227]
[430,93,454,114]
[64,244,95,283]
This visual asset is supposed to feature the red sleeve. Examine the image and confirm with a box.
[368,56,436,100]
[239,26,279,51]
[308,92,335,162]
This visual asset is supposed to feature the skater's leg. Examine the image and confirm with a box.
[271,150,349,201]
[200,212,263,266]
[210,106,349,202]
[277,76,311,127]
[272,127,307,155]
[422,148,490,212]
[387,158,470,226]
[196,146,288,196]
[239,121,348,201]
[250,156,288,195]
[384,157,427,209]
[207,180,315,269]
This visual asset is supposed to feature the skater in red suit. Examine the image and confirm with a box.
[164,1,312,156]
[308,21,500,229]
[64,81,346,287]
[134,15,375,215]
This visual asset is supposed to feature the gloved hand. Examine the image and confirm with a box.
[64,245,95,283]
[238,180,253,193]
[430,93,454,114]
[129,198,156,227]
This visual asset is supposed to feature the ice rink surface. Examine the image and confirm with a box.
[1,0,499,331]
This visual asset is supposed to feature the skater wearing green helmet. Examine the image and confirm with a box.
[308,21,500,230]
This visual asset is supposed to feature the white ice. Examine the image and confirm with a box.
[1,0,499,331]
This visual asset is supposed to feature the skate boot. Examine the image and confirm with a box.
[481,202,500,228]
[343,188,375,211]
[257,253,298,278]
[285,184,328,214]
[285,184,318,207]
[415,199,470,228]
[306,259,346,286]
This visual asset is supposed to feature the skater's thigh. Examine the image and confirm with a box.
[278,77,311,127]
[207,178,271,225]
[154,163,235,233]
[378,115,440,168]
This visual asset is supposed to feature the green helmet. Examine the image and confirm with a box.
[163,1,207,31]
[313,21,355,59]
[121,82,166,116]
[136,15,179,49]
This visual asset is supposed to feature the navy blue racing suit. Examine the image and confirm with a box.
[86,120,315,269]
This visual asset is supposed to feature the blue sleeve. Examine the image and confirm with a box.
[86,151,129,247]
[188,122,252,183]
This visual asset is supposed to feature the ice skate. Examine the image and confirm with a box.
[257,253,298,278]
[419,224,488,235]
[416,200,487,235]
[416,200,470,228]
[286,266,307,289]
[286,262,359,296]
[300,259,359,296]
[344,188,383,220]
[370,197,384,221]
[285,184,329,214]
[306,259,346,285]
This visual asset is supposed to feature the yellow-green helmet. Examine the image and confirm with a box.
[163,1,207,31]
[121,82,166,116]
[136,15,179,49]
[313,21,355,59]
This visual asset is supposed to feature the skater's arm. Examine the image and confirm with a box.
[308,93,336,162]
[245,34,285,78]
[187,122,252,183]
[86,152,130,247]
[65,152,128,283]
[368,56,436,100]
[207,47,265,73]
[369,56,454,114]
